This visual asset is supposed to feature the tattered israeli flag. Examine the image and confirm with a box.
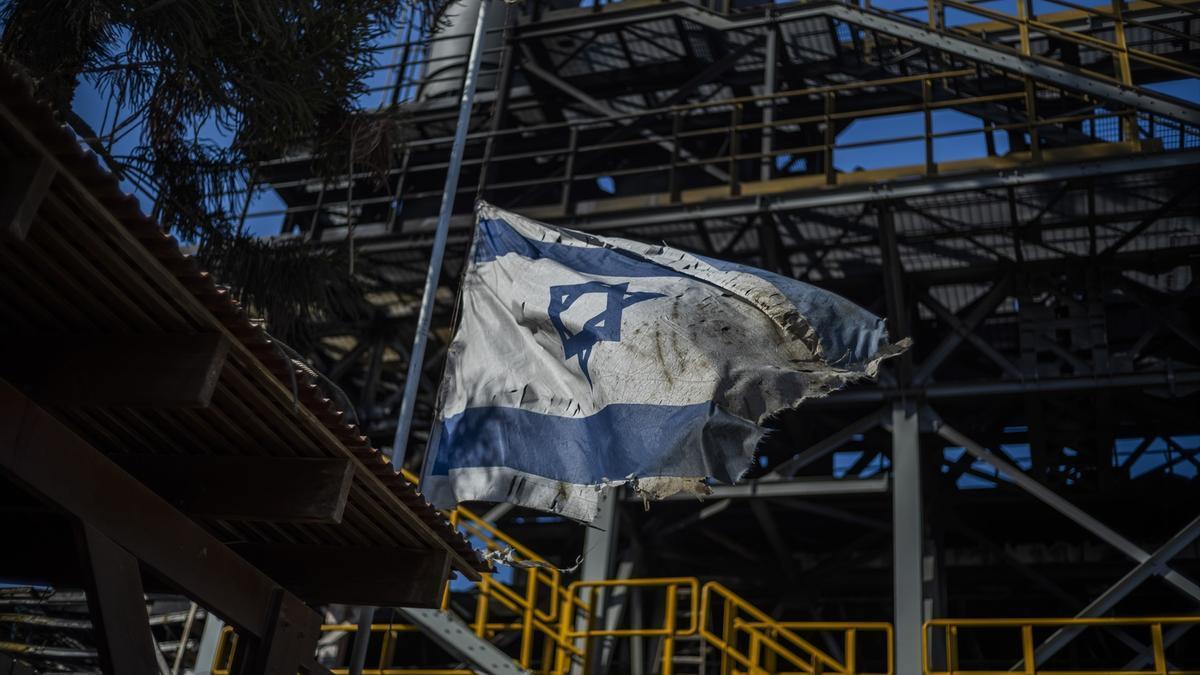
[421,202,906,521]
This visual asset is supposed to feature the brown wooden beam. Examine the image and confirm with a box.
[234,591,330,675]
[0,379,297,640]
[118,455,355,524]
[75,523,161,675]
[0,156,55,241]
[4,333,229,408]
[233,543,451,608]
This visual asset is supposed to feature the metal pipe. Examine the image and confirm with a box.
[171,603,200,674]
[391,0,492,471]
[357,4,491,674]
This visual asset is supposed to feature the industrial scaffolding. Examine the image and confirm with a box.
[11,0,1198,671]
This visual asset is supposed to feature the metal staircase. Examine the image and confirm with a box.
[201,470,1200,673]
[207,472,894,674]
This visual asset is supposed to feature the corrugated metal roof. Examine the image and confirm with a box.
[0,57,487,575]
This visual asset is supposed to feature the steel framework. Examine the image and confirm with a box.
[235,0,1200,670]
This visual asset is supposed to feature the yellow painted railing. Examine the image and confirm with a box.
[699,582,894,675]
[210,469,1196,674]
[923,617,1200,675]
[553,577,700,675]
[541,577,892,675]
[210,623,470,675]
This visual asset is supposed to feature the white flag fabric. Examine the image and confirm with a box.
[421,202,906,521]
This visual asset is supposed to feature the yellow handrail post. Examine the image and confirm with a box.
[520,568,538,668]
[845,628,857,675]
[1109,0,1137,141]
[584,586,599,672]
[380,626,397,670]
[722,596,737,675]
[748,627,762,674]
[887,623,895,675]
[663,583,678,675]
[554,590,574,675]
[946,625,959,675]
[1021,625,1035,675]
[764,626,777,674]
[474,576,490,638]
[1150,623,1167,675]
[926,617,1200,675]
[1015,0,1032,56]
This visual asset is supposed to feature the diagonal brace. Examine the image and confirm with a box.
[522,60,730,183]
[930,412,1200,605]
[913,277,1013,385]
[1027,514,1200,666]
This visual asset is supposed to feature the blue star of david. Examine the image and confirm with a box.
[547,281,663,385]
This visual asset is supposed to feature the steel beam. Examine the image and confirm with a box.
[396,608,525,674]
[521,61,730,183]
[931,415,1200,604]
[916,286,1024,381]
[820,4,1200,125]
[574,489,621,673]
[643,475,891,499]
[892,401,924,675]
[192,616,225,675]
[769,407,888,478]
[520,2,1200,124]
[562,149,1200,232]
[1029,514,1200,666]
[806,368,1200,405]
[912,277,1014,385]
[298,150,1200,251]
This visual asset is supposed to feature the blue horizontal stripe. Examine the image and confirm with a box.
[430,402,759,485]
[474,218,686,279]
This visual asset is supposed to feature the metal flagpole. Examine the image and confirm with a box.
[349,3,493,674]
[390,0,493,472]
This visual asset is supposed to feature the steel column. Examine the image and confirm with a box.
[892,400,923,675]
[577,488,620,675]
[761,15,777,183]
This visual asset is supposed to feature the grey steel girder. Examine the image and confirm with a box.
[518,1,1200,125]
[563,149,1200,232]
[342,148,1200,249]
[398,608,528,674]
[930,414,1200,604]
[1029,514,1200,666]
